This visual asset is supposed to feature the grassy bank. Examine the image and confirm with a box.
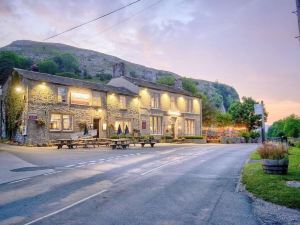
[242,147,300,209]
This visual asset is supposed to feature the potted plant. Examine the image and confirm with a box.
[35,118,46,127]
[257,143,289,175]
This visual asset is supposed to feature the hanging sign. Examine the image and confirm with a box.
[28,113,38,120]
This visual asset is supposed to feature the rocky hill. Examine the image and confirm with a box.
[0,40,239,111]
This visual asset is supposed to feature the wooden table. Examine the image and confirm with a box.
[77,138,97,148]
[56,139,74,149]
[109,138,130,149]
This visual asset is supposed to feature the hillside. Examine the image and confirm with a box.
[0,40,239,111]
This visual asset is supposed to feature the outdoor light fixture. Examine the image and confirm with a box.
[102,123,107,131]
[168,110,181,117]
[15,86,23,93]
[97,108,102,113]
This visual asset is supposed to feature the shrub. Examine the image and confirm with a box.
[161,135,173,140]
[182,136,203,139]
[257,143,288,160]
[249,131,260,139]
[295,140,300,148]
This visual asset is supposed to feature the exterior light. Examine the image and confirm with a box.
[168,110,181,116]
[97,108,102,113]
[15,86,23,93]
[102,123,107,131]
[41,82,46,86]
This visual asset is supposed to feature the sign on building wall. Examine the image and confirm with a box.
[28,113,38,120]
[70,92,90,105]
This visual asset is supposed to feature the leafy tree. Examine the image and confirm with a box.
[37,59,58,74]
[182,77,198,94]
[228,97,267,131]
[215,112,233,127]
[156,75,175,86]
[52,53,80,74]
[5,71,25,139]
[268,115,300,138]
[96,73,112,82]
[0,51,32,84]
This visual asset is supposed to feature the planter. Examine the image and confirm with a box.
[262,158,288,175]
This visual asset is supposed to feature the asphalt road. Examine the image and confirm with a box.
[0,144,259,225]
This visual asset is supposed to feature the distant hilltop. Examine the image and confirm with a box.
[0,40,239,111]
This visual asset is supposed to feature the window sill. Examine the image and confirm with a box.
[49,130,74,133]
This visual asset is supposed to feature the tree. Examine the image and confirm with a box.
[215,112,233,127]
[228,97,267,131]
[52,53,80,74]
[182,77,198,94]
[37,59,58,74]
[156,75,175,86]
[0,51,32,84]
[5,71,25,139]
[268,115,300,138]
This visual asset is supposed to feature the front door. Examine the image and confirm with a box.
[93,118,100,138]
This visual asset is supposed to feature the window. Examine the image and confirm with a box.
[185,119,195,135]
[115,120,131,132]
[50,114,61,131]
[170,96,176,110]
[186,99,193,113]
[71,92,90,105]
[119,95,126,109]
[57,87,67,103]
[151,93,160,109]
[50,114,73,131]
[62,115,72,131]
[92,91,102,107]
[150,116,162,135]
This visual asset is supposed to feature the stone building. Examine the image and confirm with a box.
[1,68,202,144]
[108,76,202,139]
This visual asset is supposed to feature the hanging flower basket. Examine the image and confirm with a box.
[35,118,46,126]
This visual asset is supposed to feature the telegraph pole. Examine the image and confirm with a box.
[261,101,266,143]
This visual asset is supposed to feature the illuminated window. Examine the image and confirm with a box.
[150,116,162,135]
[151,93,160,109]
[50,114,73,131]
[50,114,61,131]
[186,99,193,113]
[62,115,72,131]
[114,120,131,132]
[92,91,102,107]
[119,95,127,109]
[185,119,195,135]
[170,96,176,110]
[71,92,90,105]
[57,87,67,103]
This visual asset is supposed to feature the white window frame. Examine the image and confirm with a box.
[150,116,162,135]
[170,96,176,110]
[50,113,73,131]
[57,87,67,103]
[92,91,102,107]
[186,99,193,113]
[119,95,127,109]
[151,93,160,109]
[184,119,195,136]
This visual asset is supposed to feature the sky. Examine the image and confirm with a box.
[0,0,299,124]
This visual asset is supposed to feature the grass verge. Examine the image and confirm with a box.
[242,147,300,209]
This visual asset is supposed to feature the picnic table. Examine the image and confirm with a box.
[139,139,156,148]
[56,139,74,149]
[109,138,130,149]
[55,138,98,149]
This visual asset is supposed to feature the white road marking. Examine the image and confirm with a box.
[77,162,87,165]
[65,164,75,168]
[75,165,85,168]
[89,160,96,163]
[140,161,179,176]
[24,190,107,225]
[43,171,62,176]
[87,163,96,166]
[9,177,31,184]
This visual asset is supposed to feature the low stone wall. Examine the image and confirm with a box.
[182,139,207,144]
[220,137,245,144]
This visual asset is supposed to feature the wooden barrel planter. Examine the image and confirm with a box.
[262,158,288,175]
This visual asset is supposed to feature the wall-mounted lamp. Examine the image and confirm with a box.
[15,86,23,93]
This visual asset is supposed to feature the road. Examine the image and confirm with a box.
[0,144,259,225]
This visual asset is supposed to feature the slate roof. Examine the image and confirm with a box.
[122,76,196,97]
[13,68,137,96]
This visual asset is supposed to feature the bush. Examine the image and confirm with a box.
[161,135,173,140]
[295,140,300,148]
[156,75,175,86]
[182,136,203,139]
[249,131,260,139]
[257,143,288,160]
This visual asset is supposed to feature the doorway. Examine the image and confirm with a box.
[93,118,100,138]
